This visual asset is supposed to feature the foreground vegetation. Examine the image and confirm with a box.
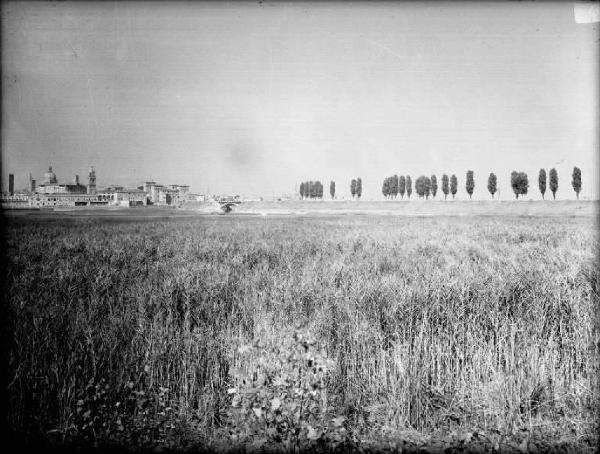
[5,213,599,452]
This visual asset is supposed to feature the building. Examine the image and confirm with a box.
[112,189,147,206]
[148,184,163,204]
[0,194,29,209]
[102,185,124,192]
[9,174,14,195]
[158,187,179,205]
[143,181,156,194]
[15,165,98,208]
[27,189,145,208]
[28,193,110,208]
[2,164,191,209]
[167,184,190,197]
[36,166,87,194]
[141,181,190,206]
[36,179,87,194]
[87,167,96,195]
[43,166,57,184]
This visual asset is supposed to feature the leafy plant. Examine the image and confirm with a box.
[220,327,352,451]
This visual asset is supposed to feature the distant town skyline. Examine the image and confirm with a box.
[2,1,599,199]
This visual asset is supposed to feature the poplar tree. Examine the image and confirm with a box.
[549,168,558,199]
[572,167,581,199]
[442,174,449,200]
[487,173,497,199]
[538,169,546,199]
[466,170,474,199]
[450,174,457,199]
[382,177,390,198]
[430,175,437,198]
[415,176,425,198]
[399,176,406,199]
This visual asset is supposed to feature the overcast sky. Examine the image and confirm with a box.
[2,1,598,199]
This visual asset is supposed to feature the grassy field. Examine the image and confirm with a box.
[4,209,599,452]
[234,199,598,217]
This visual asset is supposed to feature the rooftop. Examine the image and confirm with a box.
[114,188,146,193]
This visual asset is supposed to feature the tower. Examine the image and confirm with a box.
[87,166,96,195]
[29,173,36,193]
[8,173,14,195]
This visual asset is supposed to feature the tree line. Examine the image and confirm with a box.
[299,181,324,199]
[300,177,362,199]
[350,178,362,199]
[381,167,582,200]
[300,167,581,200]
[383,174,455,199]
[509,167,581,199]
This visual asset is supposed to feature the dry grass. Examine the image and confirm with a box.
[4,213,599,451]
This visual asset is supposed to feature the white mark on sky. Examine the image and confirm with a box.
[574,2,599,23]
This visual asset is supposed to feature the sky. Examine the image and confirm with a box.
[2,1,599,199]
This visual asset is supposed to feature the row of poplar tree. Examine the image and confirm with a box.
[299,181,324,199]
[382,167,582,200]
[382,172,469,199]
[299,178,363,199]
[299,167,582,200]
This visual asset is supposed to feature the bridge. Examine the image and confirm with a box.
[215,196,242,213]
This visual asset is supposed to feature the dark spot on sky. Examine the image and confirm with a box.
[228,141,261,170]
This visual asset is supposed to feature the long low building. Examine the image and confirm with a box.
[0,194,30,209]
[36,182,87,194]
[28,193,112,208]
[27,190,147,208]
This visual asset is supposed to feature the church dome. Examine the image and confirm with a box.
[43,166,57,185]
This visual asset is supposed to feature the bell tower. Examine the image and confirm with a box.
[87,166,96,195]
